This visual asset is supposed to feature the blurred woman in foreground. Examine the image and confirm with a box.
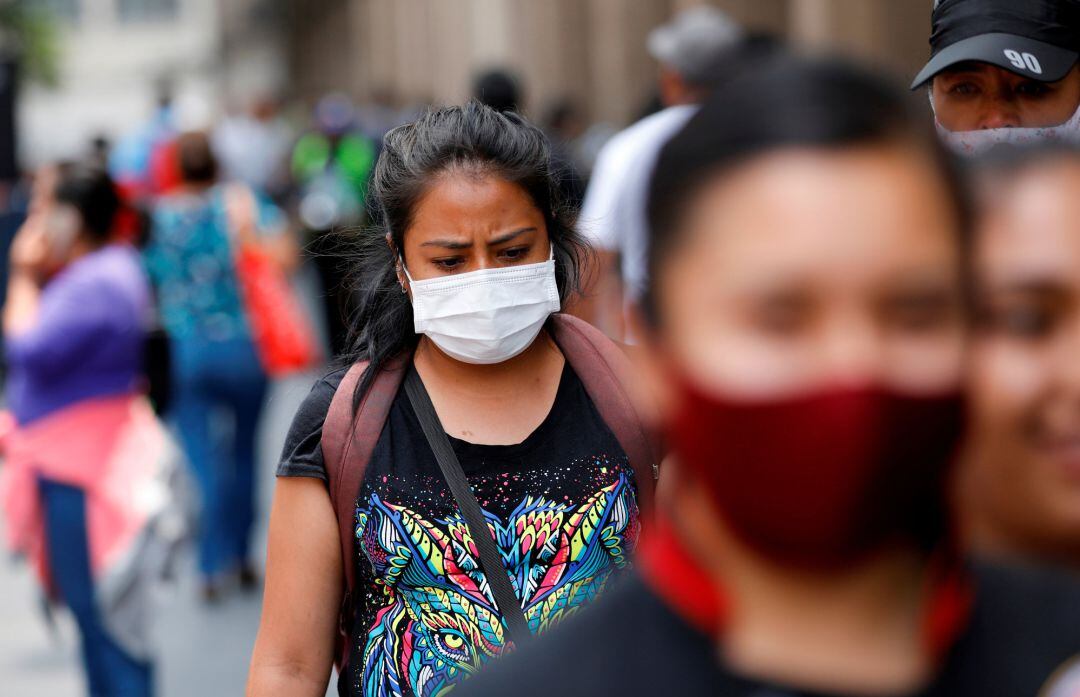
[460,56,1080,697]
[960,145,1080,572]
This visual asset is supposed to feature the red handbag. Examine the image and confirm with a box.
[227,186,320,377]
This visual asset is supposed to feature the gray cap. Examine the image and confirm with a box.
[648,6,743,85]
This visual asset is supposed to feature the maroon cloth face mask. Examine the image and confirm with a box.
[668,380,966,569]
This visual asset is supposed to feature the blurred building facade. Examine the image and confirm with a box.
[18,0,285,168]
[16,0,933,167]
[287,0,933,126]
[21,0,212,166]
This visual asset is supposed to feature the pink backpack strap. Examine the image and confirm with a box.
[320,356,407,666]
[551,314,661,519]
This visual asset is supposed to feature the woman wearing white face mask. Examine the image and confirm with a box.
[248,101,659,697]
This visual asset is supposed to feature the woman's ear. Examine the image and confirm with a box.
[387,233,409,295]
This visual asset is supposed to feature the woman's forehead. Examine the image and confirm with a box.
[414,175,533,217]
[672,148,958,264]
[408,175,544,239]
[979,164,1080,282]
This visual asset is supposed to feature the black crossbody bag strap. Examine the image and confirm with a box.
[403,367,532,645]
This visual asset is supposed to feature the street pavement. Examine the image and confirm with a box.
[0,268,339,696]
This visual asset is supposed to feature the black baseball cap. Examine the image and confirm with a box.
[911,0,1080,89]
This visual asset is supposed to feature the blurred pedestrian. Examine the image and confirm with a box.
[143,132,294,601]
[292,93,378,357]
[912,0,1080,155]
[109,82,178,202]
[959,144,1080,572]
[248,101,659,697]
[473,69,522,113]
[541,99,589,214]
[576,5,743,339]
[354,87,414,143]
[0,165,176,697]
[214,95,294,203]
[460,55,1080,697]
[476,72,588,218]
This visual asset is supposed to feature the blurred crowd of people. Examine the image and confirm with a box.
[0,77,428,695]
[1,1,1079,696]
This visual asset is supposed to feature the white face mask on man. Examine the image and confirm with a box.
[402,247,561,365]
[931,93,1080,156]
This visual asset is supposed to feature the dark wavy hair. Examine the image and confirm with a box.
[339,100,591,407]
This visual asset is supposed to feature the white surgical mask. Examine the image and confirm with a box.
[402,248,561,365]
[931,92,1080,156]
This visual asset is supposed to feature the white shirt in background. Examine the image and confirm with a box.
[579,105,697,306]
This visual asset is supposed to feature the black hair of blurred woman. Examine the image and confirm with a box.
[695,31,786,91]
[176,131,218,185]
[642,52,973,326]
[472,69,522,114]
[53,166,121,246]
[340,100,590,407]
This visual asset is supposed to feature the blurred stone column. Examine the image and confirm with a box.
[426,1,474,105]
[286,0,353,101]
[219,0,290,103]
[789,0,931,79]
[350,0,394,99]
[789,0,831,44]
[711,0,788,31]
[471,0,513,67]
[505,0,592,120]
[790,0,885,55]
[393,0,436,102]
[666,0,788,34]
[583,0,670,125]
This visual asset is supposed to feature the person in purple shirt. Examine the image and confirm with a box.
[4,164,153,696]
[5,165,148,425]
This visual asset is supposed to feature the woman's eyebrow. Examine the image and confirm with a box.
[420,238,472,249]
[488,227,537,245]
[419,227,536,249]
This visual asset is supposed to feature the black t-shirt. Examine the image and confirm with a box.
[457,563,1080,697]
[277,363,642,697]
